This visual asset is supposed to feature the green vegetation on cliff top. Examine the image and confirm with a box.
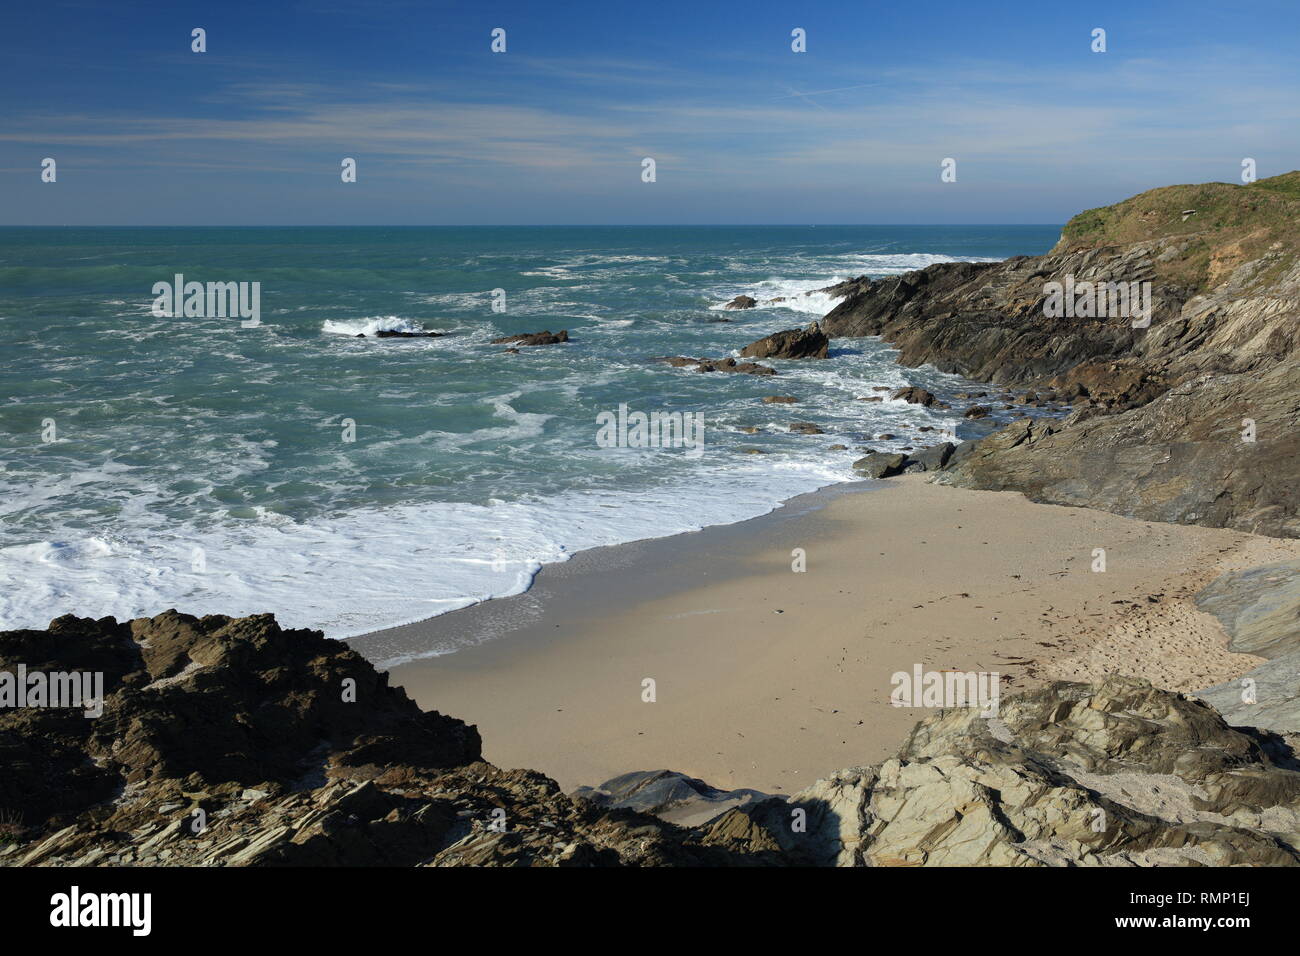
[1054,171,1300,292]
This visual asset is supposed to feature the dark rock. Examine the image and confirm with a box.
[943,439,980,469]
[724,295,757,310]
[906,442,956,472]
[963,405,991,419]
[891,386,937,406]
[762,395,798,404]
[571,770,778,827]
[491,330,569,346]
[852,452,908,478]
[0,613,785,868]
[788,422,824,435]
[739,323,829,360]
[662,356,776,376]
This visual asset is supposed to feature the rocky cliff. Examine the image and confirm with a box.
[819,173,1300,537]
[5,611,1300,867]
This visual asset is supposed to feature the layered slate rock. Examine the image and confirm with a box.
[820,173,1300,538]
[706,676,1300,866]
[8,614,1300,867]
[0,613,780,867]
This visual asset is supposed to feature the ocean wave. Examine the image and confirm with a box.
[321,316,440,337]
[0,457,854,653]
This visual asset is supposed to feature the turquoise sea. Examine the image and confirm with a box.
[0,225,1059,653]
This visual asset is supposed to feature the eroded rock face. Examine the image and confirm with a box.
[739,324,829,360]
[5,614,1299,867]
[0,613,778,867]
[934,362,1300,537]
[709,676,1300,866]
[821,173,1300,537]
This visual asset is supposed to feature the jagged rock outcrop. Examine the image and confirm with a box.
[934,362,1299,537]
[821,173,1300,537]
[707,676,1300,866]
[0,613,778,867]
[739,323,829,360]
[724,295,758,310]
[660,355,776,376]
[5,614,1300,867]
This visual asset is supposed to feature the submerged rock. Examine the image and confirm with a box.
[661,356,776,376]
[491,329,569,346]
[788,422,825,435]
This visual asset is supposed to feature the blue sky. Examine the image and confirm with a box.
[2,0,1297,225]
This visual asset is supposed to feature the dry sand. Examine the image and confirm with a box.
[359,476,1300,796]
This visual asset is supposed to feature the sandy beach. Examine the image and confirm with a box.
[359,477,1299,795]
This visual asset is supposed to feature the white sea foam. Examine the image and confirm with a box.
[0,455,855,656]
[708,253,1001,313]
[4,237,1024,658]
[322,316,437,337]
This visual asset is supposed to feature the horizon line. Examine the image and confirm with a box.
[0,222,1066,229]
